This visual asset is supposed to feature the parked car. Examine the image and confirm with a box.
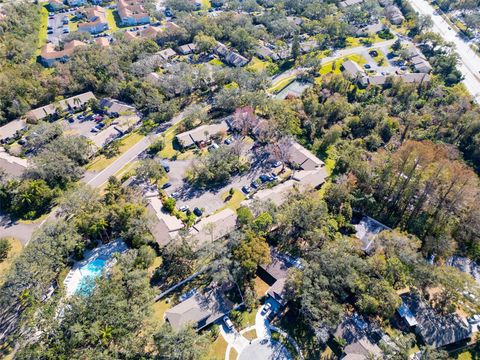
[18,139,26,146]
[193,207,203,217]
[242,185,251,194]
[47,30,54,34]
[91,127,99,133]
[364,64,371,69]
[263,303,272,314]
[171,192,180,199]
[369,50,378,57]
[162,162,170,172]
[63,28,69,34]
[259,174,270,183]
[224,137,233,145]
[223,316,234,331]
[179,205,189,212]
[68,117,75,123]
[162,182,172,189]
[251,181,258,189]
[272,161,282,168]
[77,114,85,120]
[269,173,278,181]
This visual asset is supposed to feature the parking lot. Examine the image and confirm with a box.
[47,10,73,45]
[161,141,281,215]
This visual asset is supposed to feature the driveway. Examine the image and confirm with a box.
[47,11,72,46]
[0,215,37,246]
[238,339,292,360]
[407,0,480,101]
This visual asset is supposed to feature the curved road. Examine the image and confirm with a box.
[407,0,480,101]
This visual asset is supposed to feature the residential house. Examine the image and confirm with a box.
[342,59,366,79]
[334,314,385,359]
[67,0,86,6]
[47,0,65,11]
[189,208,237,246]
[157,48,177,61]
[117,0,150,26]
[165,285,241,331]
[139,26,162,39]
[177,43,197,55]
[225,51,249,67]
[146,197,184,247]
[288,142,325,171]
[256,44,277,61]
[339,0,364,7]
[405,46,432,73]
[354,215,390,253]
[99,98,141,133]
[0,148,28,177]
[300,40,318,54]
[175,120,229,148]
[25,92,96,122]
[39,40,87,67]
[78,6,108,34]
[257,251,299,306]
[385,5,405,24]
[398,292,472,348]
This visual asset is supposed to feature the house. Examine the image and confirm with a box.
[214,42,229,57]
[146,197,184,247]
[165,285,241,331]
[288,142,325,171]
[117,0,150,26]
[175,120,229,148]
[355,22,385,36]
[385,5,405,24]
[339,0,364,7]
[354,215,390,253]
[67,0,86,6]
[398,292,472,348]
[342,59,366,79]
[25,92,96,122]
[39,40,87,67]
[47,0,65,11]
[139,26,162,39]
[257,251,299,306]
[256,44,277,61]
[0,119,27,143]
[334,314,385,359]
[99,98,141,133]
[189,208,237,246]
[300,40,318,54]
[157,48,177,61]
[177,43,197,55]
[225,51,249,67]
[0,148,28,177]
[78,6,108,34]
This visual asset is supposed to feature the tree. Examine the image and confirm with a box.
[291,34,300,60]
[231,107,257,136]
[153,324,209,360]
[266,136,292,171]
[135,245,157,269]
[136,158,165,184]
[232,230,271,279]
[236,206,253,227]
[193,33,217,53]
[155,241,196,284]
[9,179,55,219]
[0,238,12,261]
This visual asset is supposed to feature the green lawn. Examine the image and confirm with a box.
[87,132,145,172]
[158,123,181,159]
[0,238,23,286]
[200,0,211,10]
[205,335,228,360]
[218,189,246,212]
[151,299,171,325]
[319,54,367,75]
[247,57,269,73]
[105,8,119,32]
[35,4,49,57]
[268,75,296,94]
[243,329,257,341]
[209,58,225,67]
[371,49,386,66]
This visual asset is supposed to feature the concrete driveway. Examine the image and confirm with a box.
[238,339,292,360]
[47,11,72,46]
[0,215,37,246]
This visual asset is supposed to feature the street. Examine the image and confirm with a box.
[407,0,480,101]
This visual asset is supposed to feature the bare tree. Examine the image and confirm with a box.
[231,107,258,137]
[266,136,292,172]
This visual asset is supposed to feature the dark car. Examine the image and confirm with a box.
[251,181,259,189]
[47,30,54,34]
[259,174,270,183]
[369,50,378,57]
[68,117,75,123]
[364,64,371,69]
[242,185,251,194]
[18,139,26,146]
[162,182,172,189]
[162,162,170,172]
[193,207,203,217]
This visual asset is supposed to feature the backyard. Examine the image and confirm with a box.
[0,238,23,285]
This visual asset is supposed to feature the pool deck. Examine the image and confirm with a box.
[64,239,128,296]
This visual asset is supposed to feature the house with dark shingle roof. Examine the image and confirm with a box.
[398,292,472,349]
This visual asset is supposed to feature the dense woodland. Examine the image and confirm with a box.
[1,0,480,358]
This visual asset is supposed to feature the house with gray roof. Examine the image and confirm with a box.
[398,292,472,348]
[147,196,184,247]
[165,285,241,331]
[175,120,229,148]
[354,215,390,253]
[189,208,237,247]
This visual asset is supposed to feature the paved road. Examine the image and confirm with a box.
[407,0,480,101]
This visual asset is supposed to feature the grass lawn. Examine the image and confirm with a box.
[247,57,269,73]
[218,189,246,212]
[229,348,238,360]
[87,132,145,172]
[200,0,211,10]
[209,58,225,67]
[151,300,171,325]
[268,75,296,94]
[235,309,257,329]
[69,19,78,32]
[158,123,181,159]
[319,54,367,76]
[205,335,228,360]
[106,8,120,32]
[243,329,257,341]
[254,276,270,298]
[372,49,386,66]
[35,4,49,57]
[0,238,23,285]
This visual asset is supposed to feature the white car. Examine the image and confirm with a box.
[223,316,234,330]
[179,205,189,212]
[263,303,272,314]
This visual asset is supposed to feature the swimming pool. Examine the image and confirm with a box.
[75,258,107,296]
[63,240,127,296]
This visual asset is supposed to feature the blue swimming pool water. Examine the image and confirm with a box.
[75,258,107,296]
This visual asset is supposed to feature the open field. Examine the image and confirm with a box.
[0,237,23,285]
